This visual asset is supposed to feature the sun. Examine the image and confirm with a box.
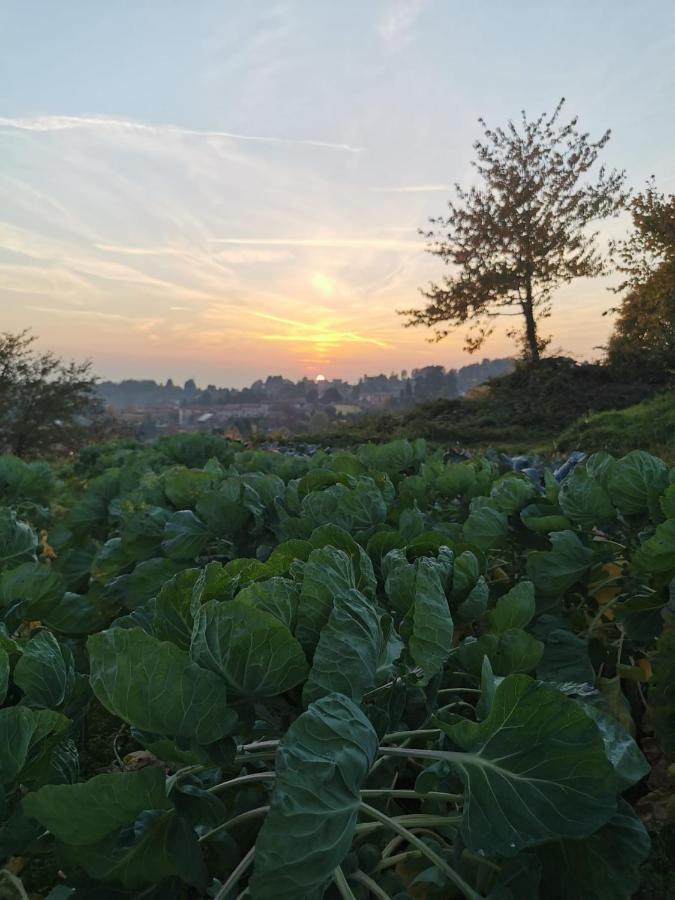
[311,273,335,297]
[315,374,326,382]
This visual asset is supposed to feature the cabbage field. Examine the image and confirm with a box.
[0,435,673,899]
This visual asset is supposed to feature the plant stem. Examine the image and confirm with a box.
[239,740,279,752]
[586,593,624,637]
[354,813,461,836]
[375,850,423,871]
[213,846,255,900]
[359,803,482,900]
[209,772,275,795]
[377,745,463,764]
[232,751,277,764]
[437,687,481,696]
[360,788,462,803]
[333,866,359,900]
[381,728,441,743]
[350,870,393,899]
[198,806,270,843]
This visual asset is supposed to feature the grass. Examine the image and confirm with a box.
[294,390,674,462]
[555,392,675,462]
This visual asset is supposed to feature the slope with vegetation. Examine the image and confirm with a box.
[0,433,672,898]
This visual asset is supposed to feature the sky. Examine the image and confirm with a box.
[1,0,674,387]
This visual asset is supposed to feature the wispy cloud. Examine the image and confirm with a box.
[25,305,159,325]
[0,114,362,153]
[249,310,389,348]
[208,237,419,249]
[377,0,427,43]
[370,184,451,193]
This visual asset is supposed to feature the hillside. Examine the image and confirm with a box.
[295,357,673,459]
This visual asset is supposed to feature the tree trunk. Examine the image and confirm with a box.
[523,276,540,363]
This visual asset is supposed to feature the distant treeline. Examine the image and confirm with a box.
[97,357,515,409]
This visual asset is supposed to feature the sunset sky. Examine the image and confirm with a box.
[2,1,674,386]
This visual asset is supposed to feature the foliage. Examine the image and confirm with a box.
[300,358,666,456]
[557,392,675,463]
[607,180,675,378]
[404,99,626,360]
[0,330,101,457]
[0,432,671,898]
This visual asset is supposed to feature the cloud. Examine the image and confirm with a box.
[248,310,389,348]
[25,305,159,326]
[208,237,419,249]
[377,0,427,43]
[0,114,362,153]
[95,242,293,265]
[370,184,451,193]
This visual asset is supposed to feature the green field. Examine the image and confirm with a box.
[0,434,672,898]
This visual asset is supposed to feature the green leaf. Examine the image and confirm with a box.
[559,468,616,527]
[303,589,382,705]
[586,451,616,488]
[265,539,313,574]
[458,630,542,677]
[35,591,109,636]
[449,550,480,602]
[0,707,69,785]
[607,450,668,516]
[163,466,216,509]
[536,800,651,900]
[0,562,65,615]
[126,557,184,606]
[536,628,595,685]
[490,475,537,514]
[0,509,37,569]
[632,518,675,576]
[161,511,210,559]
[437,676,617,855]
[493,628,544,675]
[400,557,454,683]
[235,577,300,632]
[249,693,378,899]
[88,627,236,743]
[578,702,649,791]
[651,626,675,754]
[520,502,572,534]
[0,648,8,704]
[462,502,508,551]
[301,482,387,536]
[91,537,133,582]
[14,631,74,709]
[64,469,120,536]
[119,506,171,561]
[309,524,377,599]
[526,530,595,597]
[488,581,535,633]
[64,810,205,890]
[660,482,675,518]
[295,547,356,655]
[151,568,201,649]
[23,768,170,845]
[191,599,308,699]
[456,575,489,623]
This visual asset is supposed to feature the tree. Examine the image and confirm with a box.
[404,99,627,361]
[607,181,675,377]
[0,331,100,456]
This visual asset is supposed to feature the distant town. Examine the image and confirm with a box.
[98,358,514,440]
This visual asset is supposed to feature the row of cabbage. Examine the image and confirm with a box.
[0,434,672,899]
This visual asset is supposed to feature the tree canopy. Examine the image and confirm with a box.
[0,331,100,457]
[607,181,675,377]
[404,99,627,361]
